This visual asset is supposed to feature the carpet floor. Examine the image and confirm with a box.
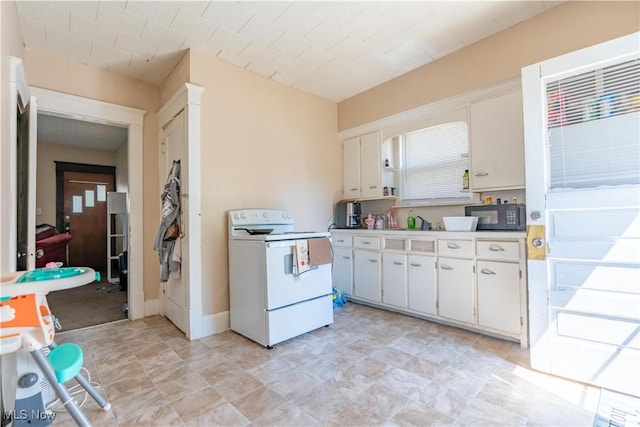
[46,277,128,331]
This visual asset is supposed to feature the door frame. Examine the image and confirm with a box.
[157,83,205,339]
[31,87,146,321]
[55,162,116,272]
[6,57,36,272]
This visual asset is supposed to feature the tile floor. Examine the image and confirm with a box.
[50,303,599,426]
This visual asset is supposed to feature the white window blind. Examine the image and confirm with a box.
[547,58,640,189]
[401,112,470,205]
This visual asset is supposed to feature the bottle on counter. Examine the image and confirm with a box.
[462,169,469,190]
[407,209,416,229]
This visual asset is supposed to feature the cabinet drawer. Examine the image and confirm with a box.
[331,235,353,247]
[354,236,381,250]
[476,241,520,260]
[437,239,473,257]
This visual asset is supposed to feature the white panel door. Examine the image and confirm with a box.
[522,32,640,396]
[162,110,187,332]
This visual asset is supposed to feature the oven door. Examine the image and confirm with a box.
[264,239,332,310]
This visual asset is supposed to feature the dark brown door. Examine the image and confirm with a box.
[63,171,115,272]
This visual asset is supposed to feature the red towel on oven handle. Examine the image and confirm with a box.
[308,237,332,266]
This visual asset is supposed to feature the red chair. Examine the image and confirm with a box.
[35,224,73,268]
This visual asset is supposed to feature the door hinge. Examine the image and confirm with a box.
[519,270,522,279]
[473,265,476,273]
[473,307,476,317]
[520,316,524,326]
[436,300,439,310]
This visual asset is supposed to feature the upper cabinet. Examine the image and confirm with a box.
[470,90,525,191]
[343,131,384,199]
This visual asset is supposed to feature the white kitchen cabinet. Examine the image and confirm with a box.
[342,131,382,199]
[407,254,436,316]
[382,252,407,308]
[470,90,525,190]
[477,260,521,335]
[331,229,527,347]
[353,249,381,302]
[332,247,353,296]
[343,137,361,199]
[438,257,474,324]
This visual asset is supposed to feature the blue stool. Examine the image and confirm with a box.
[28,342,111,427]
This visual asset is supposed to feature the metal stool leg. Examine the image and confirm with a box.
[29,349,92,427]
[49,342,111,411]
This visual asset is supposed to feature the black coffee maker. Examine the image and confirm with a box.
[336,201,361,228]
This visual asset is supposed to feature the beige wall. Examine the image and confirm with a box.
[0,1,25,274]
[35,143,118,226]
[23,49,162,299]
[338,1,640,131]
[187,49,341,315]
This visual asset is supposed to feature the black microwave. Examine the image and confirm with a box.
[464,203,526,231]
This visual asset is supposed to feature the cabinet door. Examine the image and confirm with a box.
[407,254,436,315]
[477,260,521,334]
[382,252,407,308]
[438,257,474,324]
[343,137,361,198]
[470,90,525,190]
[359,131,382,198]
[353,249,381,302]
[332,247,353,295]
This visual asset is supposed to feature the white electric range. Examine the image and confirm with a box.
[228,209,333,348]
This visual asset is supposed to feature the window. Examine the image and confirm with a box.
[400,110,471,205]
[547,58,640,189]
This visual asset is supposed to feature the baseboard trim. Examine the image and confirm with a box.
[191,310,229,340]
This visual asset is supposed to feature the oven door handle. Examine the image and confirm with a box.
[266,241,297,248]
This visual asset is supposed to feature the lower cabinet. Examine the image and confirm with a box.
[332,247,353,295]
[477,260,521,334]
[407,254,436,316]
[353,249,381,302]
[437,257,474,324]
[331,231,527,346]
[382,252,407,308]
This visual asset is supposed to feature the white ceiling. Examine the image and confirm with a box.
[16,0,563,104]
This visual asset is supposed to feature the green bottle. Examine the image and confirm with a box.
[463,169,470,190]
[407,209,416,229]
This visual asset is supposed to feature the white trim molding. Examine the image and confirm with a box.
[30,86,147,321]
[157,83,206,340]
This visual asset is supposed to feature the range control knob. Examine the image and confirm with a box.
[240,212,246,219]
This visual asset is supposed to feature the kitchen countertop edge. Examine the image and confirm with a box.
[330,228,526,239]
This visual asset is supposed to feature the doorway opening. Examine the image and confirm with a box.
[30,86,146,326]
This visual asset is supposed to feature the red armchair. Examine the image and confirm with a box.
[35,224,73,268]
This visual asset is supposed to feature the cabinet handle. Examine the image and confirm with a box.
[350,188,358,191]
[446,243,460,249]
[489,244,505,252]
[475,171,489,177]
[369,259,378,263]
[410,263,422,267]
[362,241,371,245]
[369,185,378,189]
[393,261,403,266]
[480,268,496,275]
[337,239,345,243]
[342,256,351,260]
[440,264,453,270]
